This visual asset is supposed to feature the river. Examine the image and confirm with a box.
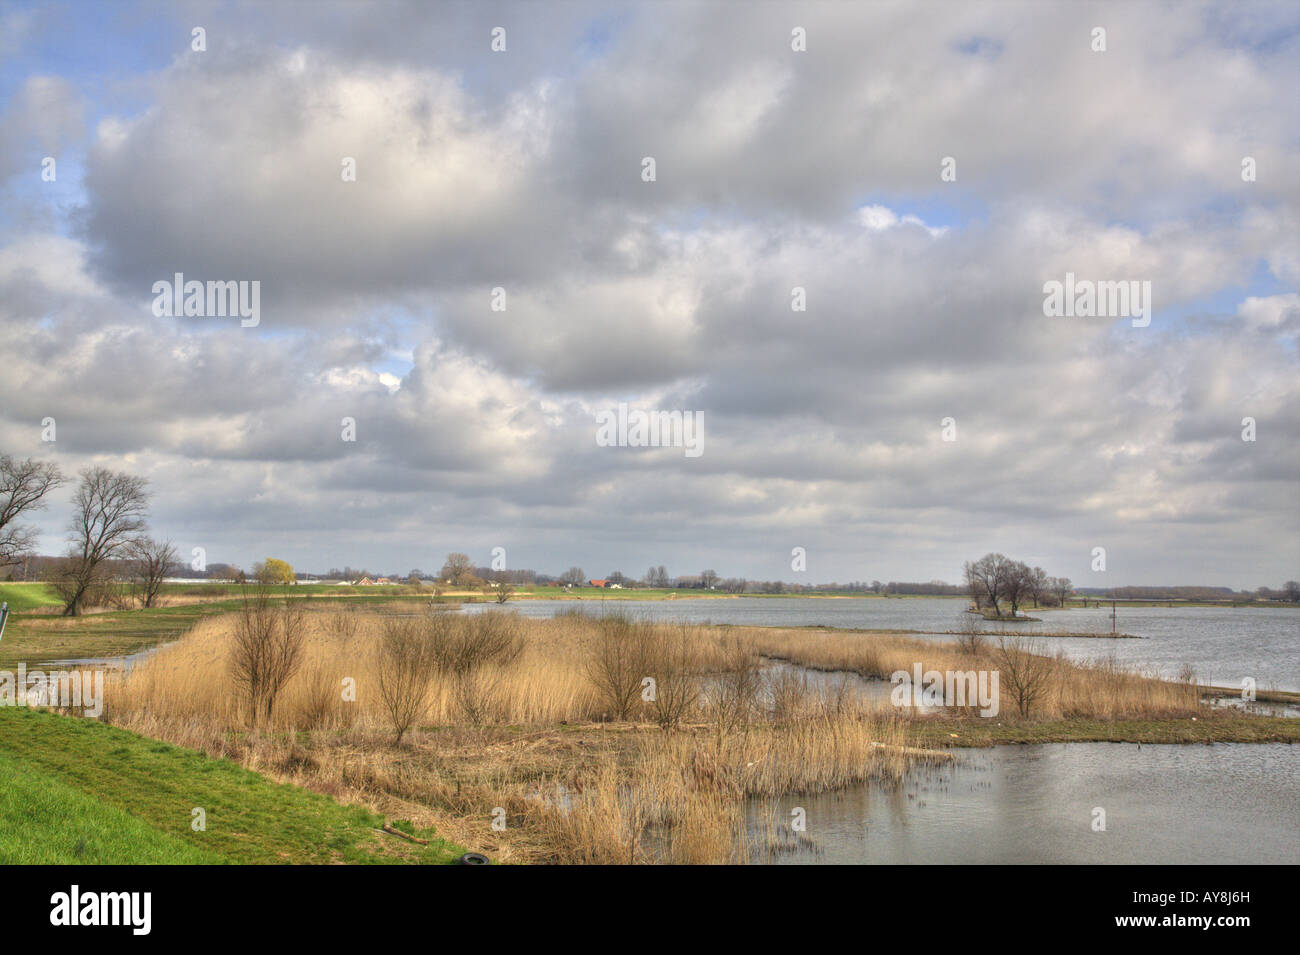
[466,596,1300,692]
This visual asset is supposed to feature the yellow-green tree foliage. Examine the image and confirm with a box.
[257,557,295,585]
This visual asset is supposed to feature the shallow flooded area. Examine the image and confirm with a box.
[751,742,1300,864]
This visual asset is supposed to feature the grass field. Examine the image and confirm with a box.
[0,586,466,667]
[0,581,63,612]
[0,706,467,864]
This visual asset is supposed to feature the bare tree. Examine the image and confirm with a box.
[1027,566,1048,608]
[228,589,306,726]
[1052,576,1073,608]
[999,560,1032,617]
[440,552,473,585]
[55,467,149,615]
[494,581,515,604]
[964,553,1009,616]
[130,537,177,608]
[0,456,65,568]
[560,566,586,587]
[993,636,1052,718]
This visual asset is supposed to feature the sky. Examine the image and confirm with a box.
[0,0,1297,587]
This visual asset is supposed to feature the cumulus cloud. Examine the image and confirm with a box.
[0,0,1296,585]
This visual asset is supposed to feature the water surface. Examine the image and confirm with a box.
[469,597,1299,691]
[752,743,1299,864]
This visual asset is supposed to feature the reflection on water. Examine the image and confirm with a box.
[467,597,1300,692]
[751,743,1300,864]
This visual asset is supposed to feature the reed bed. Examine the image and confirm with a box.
[99,605,1200,862]
[738,626,1202,720]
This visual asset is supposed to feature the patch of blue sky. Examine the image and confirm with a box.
[1,0,180,106]
[851,194,985,232]
[0,152,87,236]
[1200,3,1300,56]
[1159,260,1295,331]
[954,35,1003,59]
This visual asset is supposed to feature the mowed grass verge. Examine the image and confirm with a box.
[0,707,469,864]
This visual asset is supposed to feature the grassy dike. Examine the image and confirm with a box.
[0,706,469,864]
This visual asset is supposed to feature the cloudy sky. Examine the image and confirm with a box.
[1,0,1296,587]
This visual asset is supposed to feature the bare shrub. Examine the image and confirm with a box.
[644,623,703,730]
[228,590,306,727]
[766,666,812,723]
[954,614,986,656]
[993,636,1052,718]
[709,636,763,738]
[428,611,524,674]
[375,617,438,743]
[330,608,360,647]
[582,614,655,720]
[453,668,507,725]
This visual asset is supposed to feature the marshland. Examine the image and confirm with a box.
[69,595,1297,864]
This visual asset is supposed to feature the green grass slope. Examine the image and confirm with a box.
[0,707,468,864]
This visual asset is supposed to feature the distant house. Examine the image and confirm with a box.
[608,583,623,589]
[589,579,609,588]
[356,576,391,586]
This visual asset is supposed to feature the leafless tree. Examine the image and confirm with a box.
[999,560,1032,617]
[440,552,473,585]
[993,636,1052,718]
[964,553,1009,616]
[1027,566,1048,608]
[228,589,306,727]
[55,467,149,615]
[1052,576,1073,608]
[130,537,177,608]
[494,581,515,604]
[0,456,65,568]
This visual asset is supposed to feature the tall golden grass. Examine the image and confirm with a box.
[100,608,1197,862]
